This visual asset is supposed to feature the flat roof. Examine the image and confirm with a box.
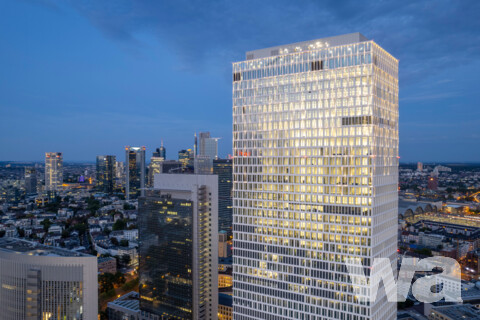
[0,237,92,257]
[246,32,368,60]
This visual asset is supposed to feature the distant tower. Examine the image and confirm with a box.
[417,162,423,171]
[138,174,218,319]
[96,155,116,193]
[199,132,219,160]
[45,152,63,192]
[25,167,37,194]
[194,132,198,157]
[125,147,146,200]
[152,140,166,159]
[147,156,164,187]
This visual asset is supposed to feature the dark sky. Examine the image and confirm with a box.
[1,0,479,162]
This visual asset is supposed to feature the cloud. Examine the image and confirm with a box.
[58,0,480,85]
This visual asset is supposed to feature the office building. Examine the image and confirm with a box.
[232,33,399,320]
[115,161,126,190]
[219,230,231,258]
[25,167,37,194]
[0,237,98,319]
[153,141,166,159]
[96,155,116,193]
[178,149,194,168]
[147,156,165,187]
[45,152,63,192]
[417,162,423,171]
[138,174,218,320]
[125,146,146,200]
[194,155,213,175]
[199,132,219,160]
[214,159,233,232]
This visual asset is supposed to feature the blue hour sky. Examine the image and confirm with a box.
[0,0,479,162]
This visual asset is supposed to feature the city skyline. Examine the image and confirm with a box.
[1,1,479,162]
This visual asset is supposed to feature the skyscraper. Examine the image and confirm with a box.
[213,159,233,233]
[45,152,63,192]
[25,167,37,194]
[138,174,218,320]
[232,33,398,320]
[199,132,219,160]
[152,141,167,159]
[0,237,98,319]
[178,149,194,169]
[125,146,146,200]
[147,156,164,187]
[96,155,116,193]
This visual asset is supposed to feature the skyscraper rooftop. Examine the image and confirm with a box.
[246,32,369,60]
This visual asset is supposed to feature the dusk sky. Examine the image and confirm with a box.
[1,0,479,162]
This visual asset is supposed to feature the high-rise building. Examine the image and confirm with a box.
[232,33,399,320]
[147,156,165,187]
[138,174,218,320]
[125,146,146,200]
[115,161,125,190]
[0,237,98,319]
[152,141,166,159]
[25,167,37,194]
[213,159,233,233]
[96,155,116,193]
[199,132,219,160]
[178,149,194,168]
[417,162,423,171]
[45,152,63,192]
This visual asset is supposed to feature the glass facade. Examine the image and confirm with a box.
[214,159,233,233]
[45,152,63,192]
[138,192,194,319]
[125,147,146,200]
[233,33,398,320]
[96,155,116,193]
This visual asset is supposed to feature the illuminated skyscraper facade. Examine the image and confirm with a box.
[125,146,146,200]
[45,152,63,192]
[96,155,116,193]
[232,33,398,320]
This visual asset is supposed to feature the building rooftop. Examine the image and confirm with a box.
[0,237,92,257]
[431,304,480,319]
[246,32,368,60]
[219,293,233,307]
[108,291,140,312]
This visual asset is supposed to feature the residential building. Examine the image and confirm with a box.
[98,256,117,274]
[232,33,399,320]
[138,174,218,320]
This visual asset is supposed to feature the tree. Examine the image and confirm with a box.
[120,239,129,247]
[0,230,5,238]
[121,254,131,266]
[112,219,126,231]
[16,228,25,238]
[40,219,52,232]
[110,237,119,246]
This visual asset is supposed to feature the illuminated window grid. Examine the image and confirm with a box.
[233,34,398,320]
